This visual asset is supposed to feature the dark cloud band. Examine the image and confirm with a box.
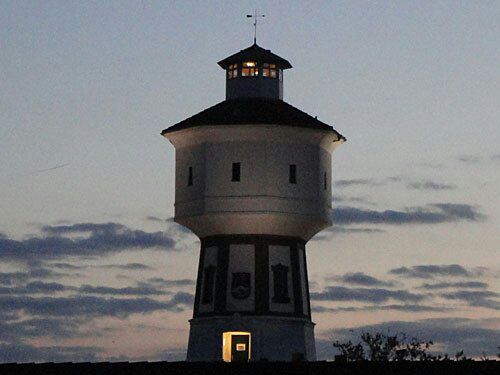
[311,286,424,303]
[0,222,176,261]
[389,264,476,278]
[0,292,194,318]
[333,204,484,225]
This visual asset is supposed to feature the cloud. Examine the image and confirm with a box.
[0,267,69,286]
[0,275,195,357]
[457,155,482,164]
[0,343,100,363]
[145,277,195,287]
[99,263,155,271]
[146,216,165,222]
[26,281,68,293]
[332,195,374,205]
[0,271,32,286]
[325,226,384,234]
[0,281,70,295]
[312,226,384,241]
[406,181,456,190]
[40,222,123,235]
[335,176,404,188]
[167,291,195,306]
[335,178,382,187]
[333,204,484,225]
[0,316,89,341]
[0,222,177,261]
[335,176,459,192]
[432,203,483,220]
[79,284,168,296]
[50,262,86,270]
[418,281,488,290]
[389,264,476,279]
[0,292,194,318]
[146,216,194,234]
[104,346,188,362]
[312,304,449,313]
[328,272,395,287]
[322,317,500,358]
[0,275,192,298]
[456,153,500,165]
[310,286,424,303]
[441,290,500,310]
[49,262,155,271]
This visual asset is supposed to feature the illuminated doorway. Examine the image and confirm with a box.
[222,331,251,362]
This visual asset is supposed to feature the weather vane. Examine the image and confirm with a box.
[247,10,265,44]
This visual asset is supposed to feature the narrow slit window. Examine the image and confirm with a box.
[289,164,297,184]
[232,162,241,182]
[324,171,327,190]
[202,265,216,304]
[271,264,290,303]
[188,166,193,186]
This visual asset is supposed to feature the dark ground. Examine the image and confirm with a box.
[1,361,499,375]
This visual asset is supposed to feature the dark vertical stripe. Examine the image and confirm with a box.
[290,243,303,316]
[193,243,205,317]
[254,243,269,314]
[302,245,312,319]
[214,241,229,314]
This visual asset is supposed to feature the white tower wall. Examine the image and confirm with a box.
[167,125,340,240]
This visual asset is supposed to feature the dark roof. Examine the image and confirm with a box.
[218,43,292,70]
[1,360,498,375]
[161,98,345,140]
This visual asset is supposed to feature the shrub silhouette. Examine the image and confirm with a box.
[333,332,471,361]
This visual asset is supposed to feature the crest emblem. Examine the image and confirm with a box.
[231,272,251,299]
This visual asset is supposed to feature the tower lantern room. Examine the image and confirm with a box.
[162,41,345,362]
[218,43,292,100]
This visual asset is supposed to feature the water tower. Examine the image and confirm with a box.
[162,42,345,362]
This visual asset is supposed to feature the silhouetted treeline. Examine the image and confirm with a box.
[333,331,497,362]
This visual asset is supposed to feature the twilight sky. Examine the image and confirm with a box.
[1,1,499,362]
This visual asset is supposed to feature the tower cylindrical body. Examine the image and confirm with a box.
[186,235,314,361]
[164,124,342,361]
[167,125,339,240]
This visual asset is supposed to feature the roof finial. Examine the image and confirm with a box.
[246,10,265,44]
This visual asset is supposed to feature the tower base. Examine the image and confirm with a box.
[186,314,316,362]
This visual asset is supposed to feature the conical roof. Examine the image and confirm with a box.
[161,98,345,141]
